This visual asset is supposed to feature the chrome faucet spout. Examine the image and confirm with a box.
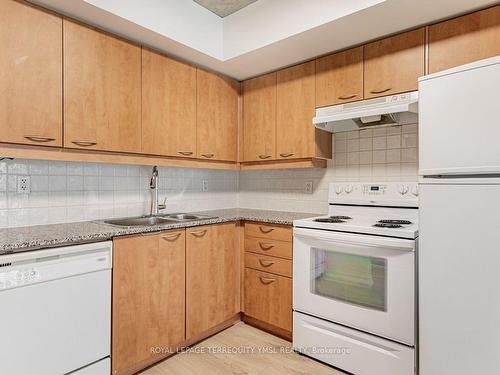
[150,166,166,216]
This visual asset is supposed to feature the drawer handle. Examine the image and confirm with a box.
[279,153,295,158]
[258,155,271,159]
[259,259,275,267]
[190,230,208,237]
[259,242,274,250]
[161,233,182,241]
[369,87,392,94]
[259,276,276,285]
[24,135,56,143]
[178,151,193,156]
[201,153,214,158]
[338,93,358,100]
[259,226,274,234]
[72,140,97,147]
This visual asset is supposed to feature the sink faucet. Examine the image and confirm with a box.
[150,166,166,216]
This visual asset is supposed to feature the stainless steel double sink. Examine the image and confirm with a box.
[99,213,216,228]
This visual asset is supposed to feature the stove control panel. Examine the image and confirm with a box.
[329,182,418,207]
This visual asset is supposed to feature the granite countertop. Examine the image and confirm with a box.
[0,208,320,255]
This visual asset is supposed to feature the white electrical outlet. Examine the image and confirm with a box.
[202,180,208,192]
[305,180,313,194]
[17,176,31,194]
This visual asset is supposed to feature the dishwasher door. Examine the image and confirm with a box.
[0,242,112,375]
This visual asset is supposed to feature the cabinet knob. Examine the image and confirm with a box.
[201,153,214,159]
[178,151,193,156]
[24,135,56,143]
[258,155,272,159]
[279,153,295,158]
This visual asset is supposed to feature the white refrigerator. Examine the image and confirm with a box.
[418,56,500,375]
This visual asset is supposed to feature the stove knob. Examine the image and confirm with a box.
[335,186,343,195]
[345,185,353,194]
[399,184,409,195]
[411,185,419,196]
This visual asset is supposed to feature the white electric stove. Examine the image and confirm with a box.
[293,182,418,375]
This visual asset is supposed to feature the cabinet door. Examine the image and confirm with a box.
[243,72,277,162]
[186,223,239,339]
[364,28,425,99]
[244,268,292,331]
[0,1,62,146]
[64,20,141,153]
[196,69,239,161]
[276,61,316,159]
[429,6,500,74]
[142,49,197,158]
[112,230,185,375]
[316,46,364,107]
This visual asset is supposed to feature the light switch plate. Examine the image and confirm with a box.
[305,180,313,194]
[202,180,208,192]
[17,176,31,194]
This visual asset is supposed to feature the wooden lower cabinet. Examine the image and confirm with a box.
[244,268,292,332]
[112,230,186,375]
[243,222,293,339]
[186,223,240,339]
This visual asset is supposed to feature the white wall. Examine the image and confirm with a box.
[238,125,418,214]
[0,161,238,228]
[83,0,223,58]
[222,0,384,59]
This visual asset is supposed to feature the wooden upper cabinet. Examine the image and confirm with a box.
[429,5,500,74]
[196,69,239,162]
[242,72,277,162]
[63,20,142,153]
[316,47,364,107]
[0,1,62,147]
[186,223,239,339]
[364,28,425,99]
[112,230,186,375]
[142,49,197,158]
[277,61,331,160]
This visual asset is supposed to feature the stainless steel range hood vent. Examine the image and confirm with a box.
[313,91,418,133]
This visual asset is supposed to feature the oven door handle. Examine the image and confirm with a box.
[294,228,415,252]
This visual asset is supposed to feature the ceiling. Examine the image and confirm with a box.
[30,0,500,80]
[193,0,258,17]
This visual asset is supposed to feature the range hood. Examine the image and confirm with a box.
[313,91,418,133]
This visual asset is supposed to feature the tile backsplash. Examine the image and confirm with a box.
[0,160,238,228]
[238,125,418,214]
[0,124,418,228]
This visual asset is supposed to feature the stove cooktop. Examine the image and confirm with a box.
[294,182,419,239]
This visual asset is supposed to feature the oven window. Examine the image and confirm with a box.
[311,248,387,311]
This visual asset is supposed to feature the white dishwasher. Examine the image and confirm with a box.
[0,241,112,375]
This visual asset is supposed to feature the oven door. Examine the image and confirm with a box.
[293,227,415,345]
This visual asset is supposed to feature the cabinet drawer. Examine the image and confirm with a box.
[245,252,292,278]
[244,268,292,331]
[244,236,292,259]
[244,223,292,242]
